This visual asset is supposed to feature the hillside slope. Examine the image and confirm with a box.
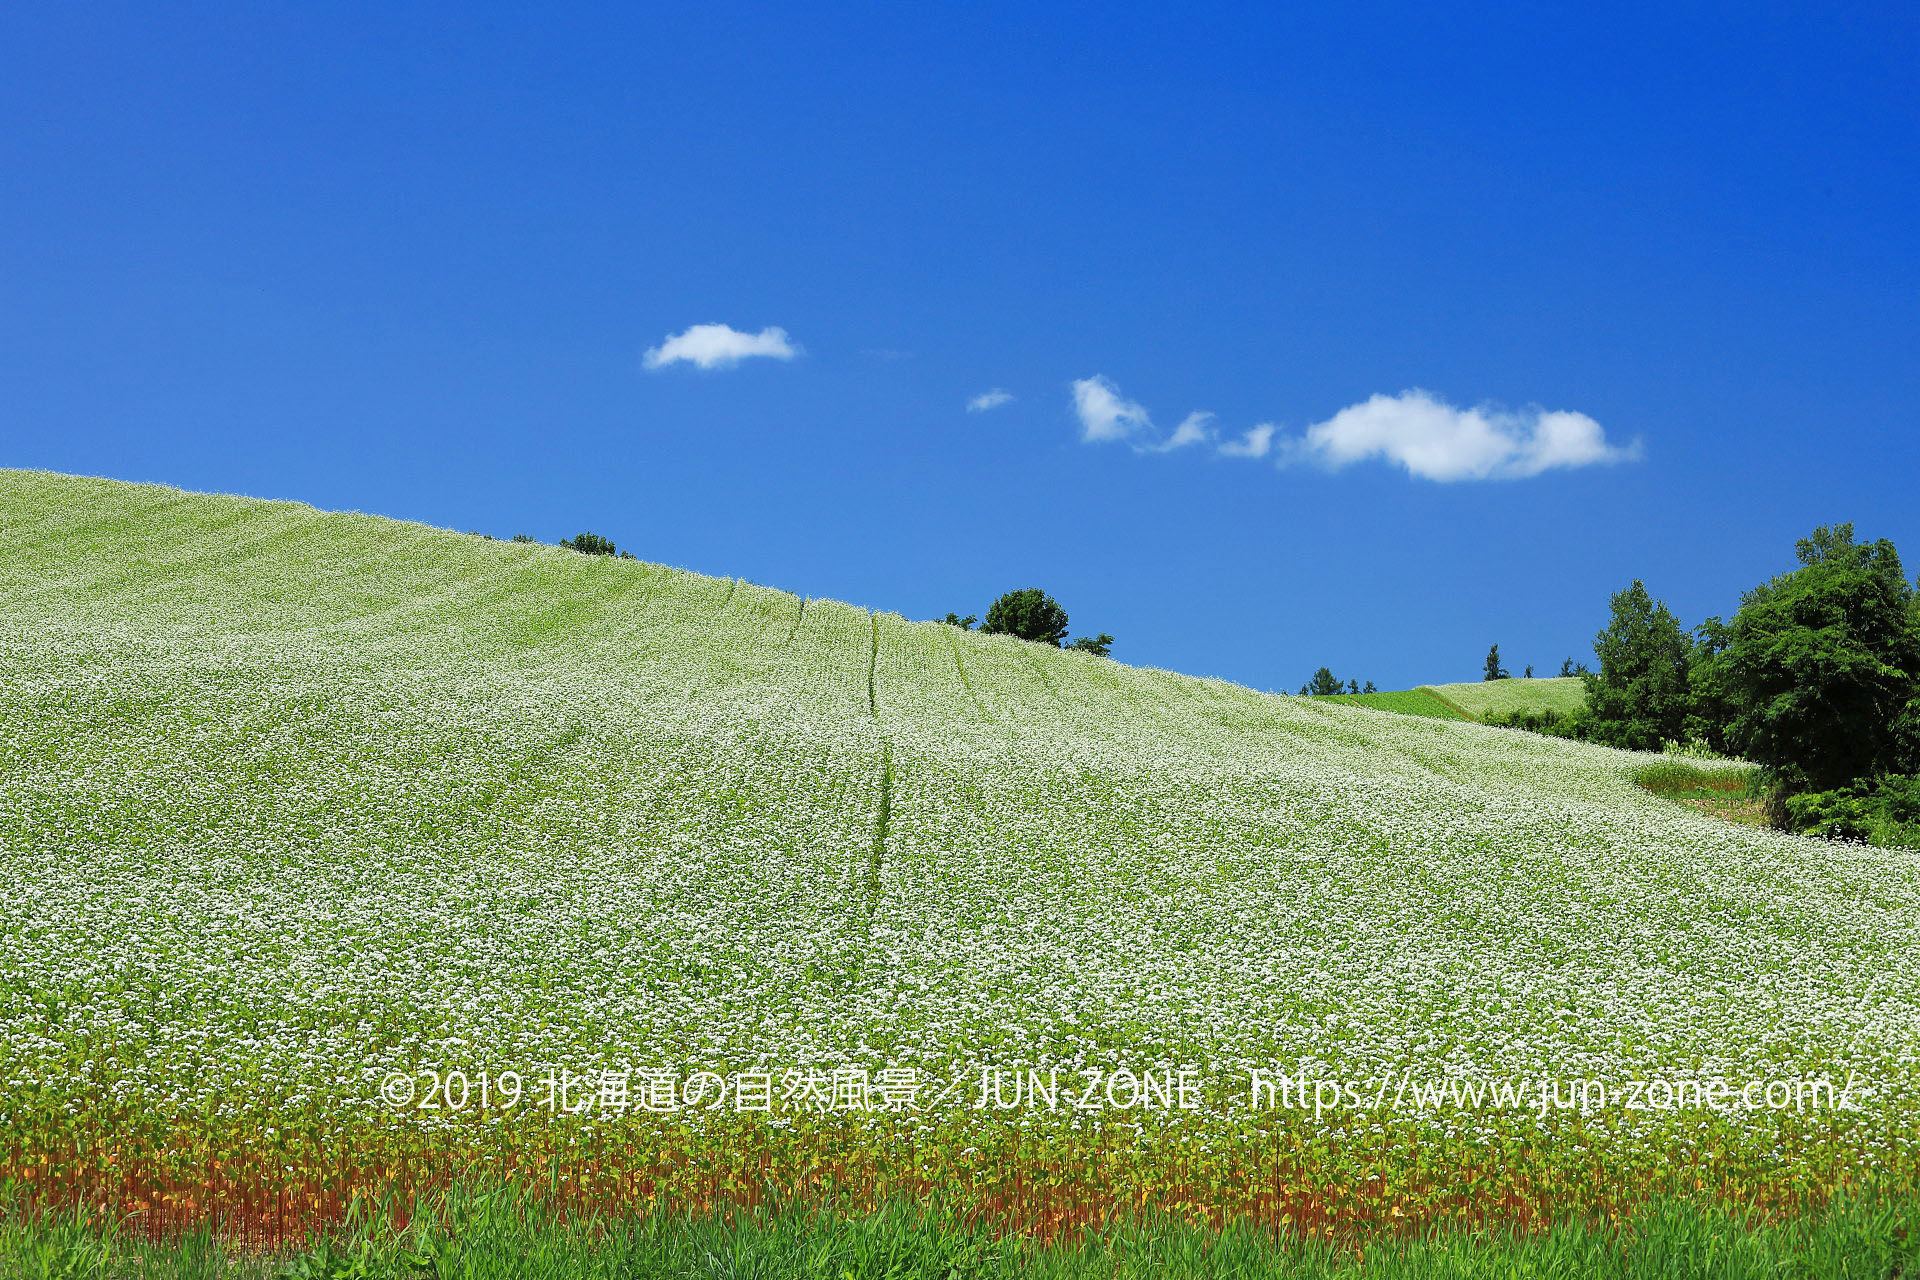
[1324,688,1469,719]
[1,469,1915,1222]
[1424,676,1587,720]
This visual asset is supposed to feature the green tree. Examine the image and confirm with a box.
[1718,524,1920,802]
[561,531,618,556]
[1304,667,1344,696]
[940,613,977,629]
[1066,632,1114,657]
[1683,617,1736,753]
[1363,680,1377,694]
[1483,645,1508,681]
[1581,580,1693,751]
[980,588,1070,646]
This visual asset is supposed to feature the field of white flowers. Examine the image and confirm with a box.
[2,468,1916,1229]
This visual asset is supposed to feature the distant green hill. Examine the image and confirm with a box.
[1322,677,1585,723]
[1422,676,1587,720]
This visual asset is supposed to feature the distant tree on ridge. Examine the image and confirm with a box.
[980,589,1070,646]
[1483,644,1509,681]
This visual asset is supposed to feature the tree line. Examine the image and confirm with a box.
[1498,523,1920,847]
[1297,668,1377,696]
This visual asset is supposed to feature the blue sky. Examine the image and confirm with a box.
[4,3,1916,691]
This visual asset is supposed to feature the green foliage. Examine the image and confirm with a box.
[940,612,977,630]
[1783,775,1920,849]
[1581,580,1693,751]
[559,531,618,556]
[1482,644,1508,681]
[510,533,536,543]
[1296,669,1379,697]
[979,588,1070,646]
[1717,523,1920,800]
[1302,666,1345,696]
[1484,706,1581,738]
[1066,632,1114,657]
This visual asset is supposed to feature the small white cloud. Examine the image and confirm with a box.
[967,388,1015,413]
[1071,375,1153,444]
[1217,423,1276,459]
[643,323,800,370]
[1289,389,1637,481]
[1158,412,1215,451]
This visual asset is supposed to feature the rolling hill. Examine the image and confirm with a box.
[1,468,1915,1229]
[1423,676,1588,720]
[1325,677,1585,723]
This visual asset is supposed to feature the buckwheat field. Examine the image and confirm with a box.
[2,469,1916,1235]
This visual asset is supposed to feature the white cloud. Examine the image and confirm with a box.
[642,323,800,370]
[967,388,1015,413]
[1071,375,1153,443]
[1067,376,1634,481]
[1070,378,1217,451]
[1291,389,1637,481]
[1217,423,1276,459]
[1160,412,1215,451]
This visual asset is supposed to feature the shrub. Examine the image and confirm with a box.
[1783,776,1920,848]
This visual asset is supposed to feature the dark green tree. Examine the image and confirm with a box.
[1581,580,1693,751]
[511,533,537,544]
[1718,524,1920,801]
[561,531,618,556]
[1305,667,1344,696]
[980,588,1070,646]
[1523,664,1534,679]
[940,613,978,629]
[1483,645,1509,681]
[1363,680,1377,694]
[1682,616,1737,753]
[1066,633,1114,657]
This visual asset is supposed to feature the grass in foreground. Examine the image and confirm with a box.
[5,1187,1919,1279]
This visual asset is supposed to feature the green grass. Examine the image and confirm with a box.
[1321,689,1468,720]
[1419,676,1587,721]
[1632,758,1769,826]
[5,1186,1919,1279]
